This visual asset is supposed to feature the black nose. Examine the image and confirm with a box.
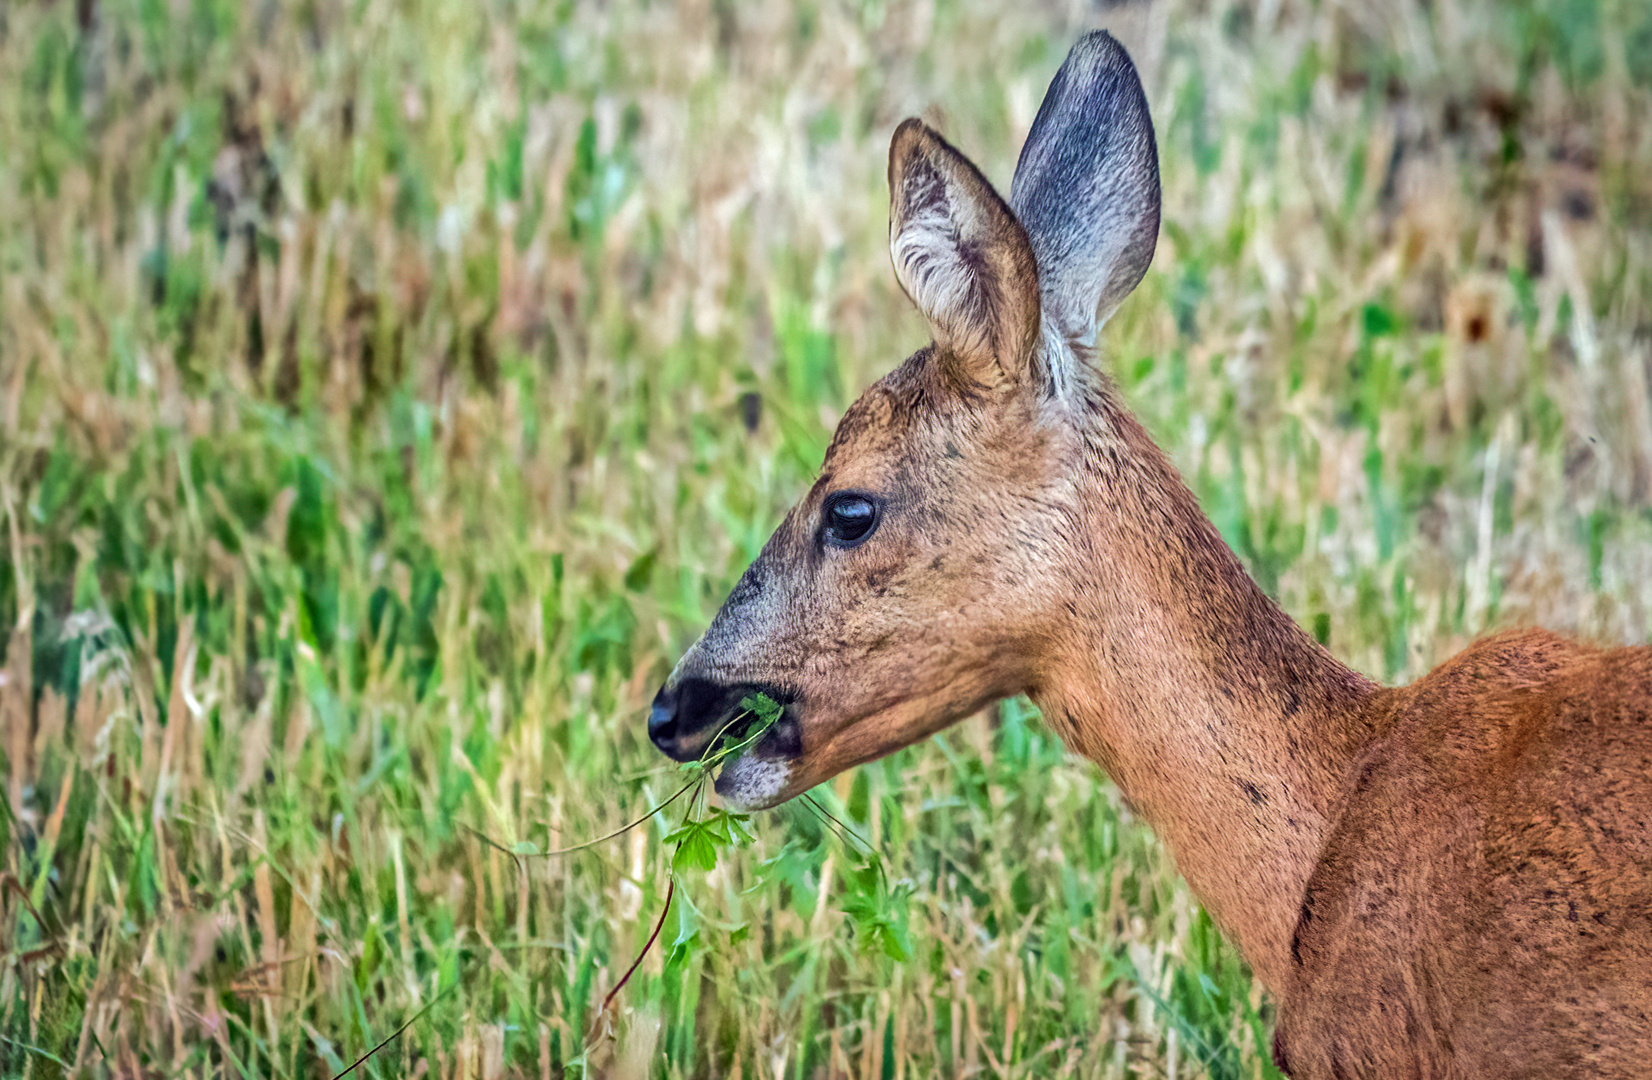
[648,685,681,754]
[649,679,727,761]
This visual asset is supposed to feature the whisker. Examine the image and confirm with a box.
[798,797,852,848]
[803,793,876,856]
[328,956,466,1080]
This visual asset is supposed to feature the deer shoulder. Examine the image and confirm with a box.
[1276,630,1652,1078]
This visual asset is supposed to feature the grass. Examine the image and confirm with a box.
[2,0,1651,1076]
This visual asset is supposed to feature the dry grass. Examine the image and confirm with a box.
[1,0,1650,1076]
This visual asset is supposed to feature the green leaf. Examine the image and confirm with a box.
[880,922,913,962]
[622,548,657,592]
[839,858,913,962]
[1360,300,1399,339]
[664,820,719,873]
[667,884,702,968]
[739,692,784,726]
[705,808,755,847]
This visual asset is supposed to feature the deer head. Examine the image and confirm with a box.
[648,32,1161,810]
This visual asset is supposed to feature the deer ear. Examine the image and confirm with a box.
[1010,31,1160,351]
[888,119,1041,390]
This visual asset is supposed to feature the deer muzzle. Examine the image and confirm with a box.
[647,676,801,763]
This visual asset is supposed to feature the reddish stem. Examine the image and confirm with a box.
[601,875,675,1015]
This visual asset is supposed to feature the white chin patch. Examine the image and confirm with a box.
[714,756,792,811]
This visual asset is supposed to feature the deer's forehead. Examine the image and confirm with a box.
[820,359,1062,485]
[823,351,973,469]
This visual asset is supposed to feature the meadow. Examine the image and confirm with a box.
[2,0,1651,1076]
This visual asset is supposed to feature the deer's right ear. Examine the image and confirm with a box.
[888,119,1041,390]
[1009,31,1160,352]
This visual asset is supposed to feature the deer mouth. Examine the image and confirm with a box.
[649,675,801,760]
[646,674,810,809]
[705,690,804,809]
[712,724,801,809]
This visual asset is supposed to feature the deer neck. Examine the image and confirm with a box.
[1032,384,1382,991]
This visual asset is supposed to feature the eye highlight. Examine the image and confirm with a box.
[821,492,880,549]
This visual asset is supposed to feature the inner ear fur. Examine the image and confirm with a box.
[887,118,1041,390]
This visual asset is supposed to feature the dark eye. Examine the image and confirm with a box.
[822,492,880,549]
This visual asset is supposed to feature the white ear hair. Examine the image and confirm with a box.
[887,119,1041,388]
[890,172,996,364]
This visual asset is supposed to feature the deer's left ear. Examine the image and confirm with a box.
[887,119,1042,390]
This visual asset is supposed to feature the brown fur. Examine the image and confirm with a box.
[649,32,1652,1075]
[1277,633,1652,1078]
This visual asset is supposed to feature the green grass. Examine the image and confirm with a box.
[3,0,1651,1076]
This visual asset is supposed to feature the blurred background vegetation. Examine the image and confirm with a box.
[2,0,1650,1076]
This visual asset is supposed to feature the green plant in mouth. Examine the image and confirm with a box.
[660,692,783,875]
[691,690,787,778]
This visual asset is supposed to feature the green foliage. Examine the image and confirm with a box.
[664,808,755,876]
[839,858,914,963]
[740,691,784,727]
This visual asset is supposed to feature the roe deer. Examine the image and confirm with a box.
[646,31,1652,1077]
